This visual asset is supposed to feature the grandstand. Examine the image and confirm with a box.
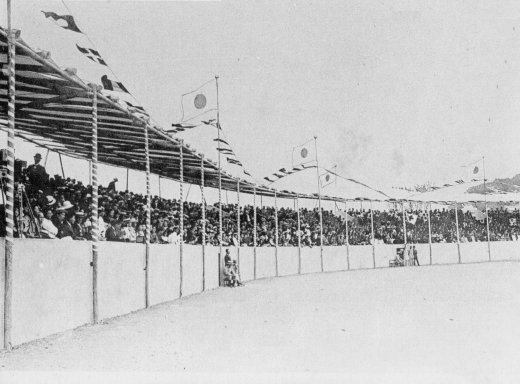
[1,1,520,380]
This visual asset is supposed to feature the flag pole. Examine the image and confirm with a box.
[236,179,241,269]
[215,76,223,269]
[483,156,491,261]
[314,136,324,272]
[402,201,407,247]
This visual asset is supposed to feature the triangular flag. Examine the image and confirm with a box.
[42,11,82,33]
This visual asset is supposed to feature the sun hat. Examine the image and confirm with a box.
[45,196,56,206]
[61,201,74,210]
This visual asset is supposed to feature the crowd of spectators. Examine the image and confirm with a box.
[3,154,520,246]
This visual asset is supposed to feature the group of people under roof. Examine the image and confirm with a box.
[2,153,520,246]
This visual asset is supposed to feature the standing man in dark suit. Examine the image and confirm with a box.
[26,153,49,193]
[413,245,420,266]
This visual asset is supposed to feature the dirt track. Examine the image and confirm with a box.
[1,262,520,383]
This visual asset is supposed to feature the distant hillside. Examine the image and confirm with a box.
[467,174,520,194]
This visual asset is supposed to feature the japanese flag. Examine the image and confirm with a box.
[180,79,217,123]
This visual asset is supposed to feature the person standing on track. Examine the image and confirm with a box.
[412,245,420,266]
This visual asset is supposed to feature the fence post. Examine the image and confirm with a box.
[370,200,376,269]
[253,186,257,280]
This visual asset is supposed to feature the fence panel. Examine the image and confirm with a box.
[204,246,220,290]
[98,242,146,320]
[490,241,520,262]
[277,247,299,276]
[348,245,373,270]
[322,246,347,272]
[238,247,255,282]
[148,244,180,306]
[459,242,488,264]
[11,239,92,346]
[255,247,276,279]
[430,243,459,265]
[300,247,321,274]
[182,245,203,296]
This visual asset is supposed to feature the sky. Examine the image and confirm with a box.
[3,0,520,203]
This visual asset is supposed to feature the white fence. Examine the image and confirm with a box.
[0,239,519,349]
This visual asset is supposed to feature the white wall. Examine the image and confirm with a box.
[300,247,322,274]
[323,246,348,272]
[11,239,92,346]
[148,244,180,306]
[182,245,203,297]
[255,247,276,279]
[277,247,299,276]
[97,242,146,320]
[238,247,255,282]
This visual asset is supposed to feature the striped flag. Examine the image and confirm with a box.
[227,158,243,166]
[101,75,129,93]
[76,44,107,66]
[42,11,82,33]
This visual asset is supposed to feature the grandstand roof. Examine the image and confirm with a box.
[0,28,350,202]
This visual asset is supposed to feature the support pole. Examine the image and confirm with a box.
[454,201,461,264]
[253,186,257,280]
[236,179,240,268]
[126,168,129,191]
[179,139,184,297]
[88,83,101,325]
[58,153,65,178]
[345,200,350,271]
[296,195,301,275]
[401,201,407,246]
[4,2,15,350]
[370,200,376,269]
[158,176,161,199]
[201,155,206,291]
[88,160,92,185]
[483,156,491,261]
[314,136,324,272]
[144,123,151,308]
[427,202,432,265]
[215,76,223,277]
[274,190,279,277]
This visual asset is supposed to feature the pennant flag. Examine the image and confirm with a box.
[76,44,107,66]
[217,148,234,155]
[42,11,82,33]
[101,74,129,93]
[180,79,217,122]
[125,101,149,117]
[263,163,317,184]
[407,214,418,225]
[227,158,243,166]
[165,123,198,134]
[473,166,479,174]
[202,119,218,127]
[292,139,316,167]
[213,138,229,146]
[243,170,252,177]
[455,179,464,184]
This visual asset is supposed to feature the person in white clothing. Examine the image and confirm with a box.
[38,212,58,239]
